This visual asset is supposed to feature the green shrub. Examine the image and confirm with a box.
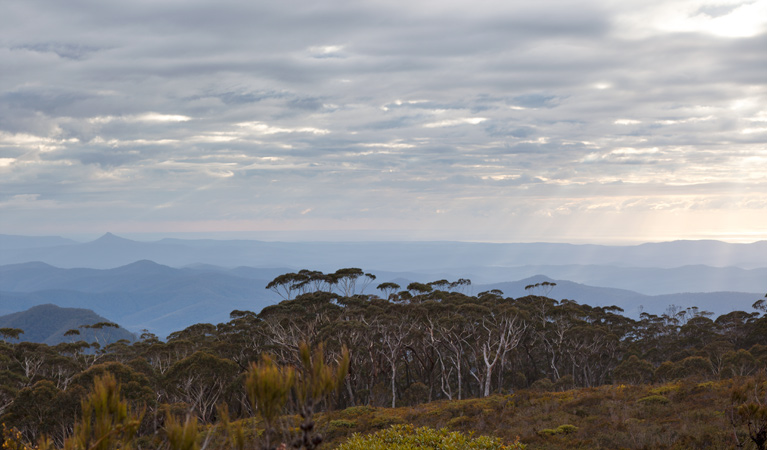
[340,405,376,418]
[637,395,670,405]
[538,424,578,436]
[648,385,678,396]
[446,415,472,429]
[555,424,578,435]
[329,419,357,429]
[369,414,405,429]
[337,424,524,450]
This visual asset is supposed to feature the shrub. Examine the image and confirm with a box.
[337,424,524,450]
[329,419,357,429]
[446,415,472,429]
[637,395,670,405]
[555,424,578,435]
[340,405,376,418]
[554,375,574,391]
[538,424,577,436]
[369,414,405,429]
[648,384,679,397]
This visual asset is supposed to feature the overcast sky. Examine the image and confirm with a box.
[2,0,766,243]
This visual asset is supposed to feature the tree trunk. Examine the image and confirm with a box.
[391,366,397,408]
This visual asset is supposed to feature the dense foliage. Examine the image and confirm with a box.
[0,268,766,449]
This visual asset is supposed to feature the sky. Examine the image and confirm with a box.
[1,0,766,244]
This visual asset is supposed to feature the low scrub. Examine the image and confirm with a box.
[336,424,524,450]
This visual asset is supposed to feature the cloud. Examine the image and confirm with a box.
[0,0,765,242]
[88,113,192,124]
[422,117,487,128]
[236,121,330,135]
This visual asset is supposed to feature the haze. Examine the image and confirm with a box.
[2,0,767,243]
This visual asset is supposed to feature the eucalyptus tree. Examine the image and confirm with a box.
[163,351,240,423]
[524,296,570,381]
[448,278,472,294]
[39,353,80,390]
[723,349,759,377]
[12,342,55,386]
[373,303,415,407]
[215,310,266,370]
[405,300,447,402]
[559,302,626,386]
[0,328,23,343]
[330,268,376,297]
[524,281,557,297]
[716,310,760,349]
[475,301,527,397]
[376,282,401,300]
[432,298,475,400]
[406,282,433,298]
[3,379,81,445]
[323,295,382,407]
[266,272,309,301]
[612,355,655,384]
[257,291,344,366]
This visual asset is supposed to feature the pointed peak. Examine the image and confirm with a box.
[97,232,122,240]
[90,232,134,244]
[519,274,557,283]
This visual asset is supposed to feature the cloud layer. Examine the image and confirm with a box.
[2,0,766,242]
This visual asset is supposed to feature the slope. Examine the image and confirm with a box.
[0,304,134,345]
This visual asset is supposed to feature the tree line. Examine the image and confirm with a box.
[0,268,766,447]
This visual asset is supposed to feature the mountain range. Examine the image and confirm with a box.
[0,233,764,337]
[0,261,763,338]
[3,233,767,272]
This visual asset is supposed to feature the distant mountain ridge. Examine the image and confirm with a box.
[2,233,764,337]
[481,275,761,317]
[2,233,767,270]
[0,260,278,337]
[0,260,763,338]
[0,304,134,345]
[0,234,78,249]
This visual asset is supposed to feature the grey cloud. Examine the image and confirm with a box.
[484,123,536,138]
[0,89,92,116]
[11,43,105,60]
[511,94,562,109]
[1,0,765,241]
[211,90,289,105]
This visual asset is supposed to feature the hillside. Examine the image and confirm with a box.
[0,304,135,345]
[312,379,742,449]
